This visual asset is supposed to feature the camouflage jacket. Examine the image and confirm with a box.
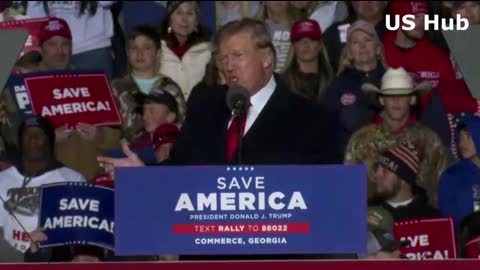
[344,122,449,207]
[110,74,186,140]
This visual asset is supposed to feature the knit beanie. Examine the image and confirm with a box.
[377,142,420,185]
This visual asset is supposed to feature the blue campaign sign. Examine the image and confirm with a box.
[115,165,367,256]
[5,74,33,121]
[38,182,115,250]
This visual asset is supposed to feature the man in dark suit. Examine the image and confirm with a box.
[98,19,347,260]
[99,18,340,168]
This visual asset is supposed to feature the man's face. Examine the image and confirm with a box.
[40,36,72,70]
[373,165,402,200]
[128,35,159,72]
[352,1,387,21]
[218,31,273,94]
[402,13,426,40]
[21,127,50,162]
[380,95,411,122]
[459,129,477,159]
[453,1,480,25]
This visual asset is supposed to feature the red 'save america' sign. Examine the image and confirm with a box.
[24,72,122,128]
[394,218,457,260]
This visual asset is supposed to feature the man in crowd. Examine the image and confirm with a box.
[0,117,85,262]
[99,18,340,168]
[323,1,388,72]
[345,67,449,207]
[383,1,480,115]
[369,143,440,221]
[0,17,121,181]
[447,1,480,24]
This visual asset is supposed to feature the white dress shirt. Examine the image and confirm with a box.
[228,76,277,135]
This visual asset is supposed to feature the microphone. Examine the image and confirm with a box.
[226,85,250,116]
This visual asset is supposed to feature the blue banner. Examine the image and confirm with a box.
[115,165,368,255]
[38,182,114,250]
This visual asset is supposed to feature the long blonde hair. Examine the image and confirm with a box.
[282,41,334,103]
[337,30,388,75]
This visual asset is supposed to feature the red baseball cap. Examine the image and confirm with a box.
[390,1,429,18]
[290,19,322,43]
[39,17,72,45]
[153,124,180,150]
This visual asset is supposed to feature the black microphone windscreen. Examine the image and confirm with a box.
[226,85,250,112]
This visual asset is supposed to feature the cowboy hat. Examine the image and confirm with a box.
[361,67,431,96]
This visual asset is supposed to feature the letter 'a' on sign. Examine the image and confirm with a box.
[0,30,28,94]
[443,25,480,99]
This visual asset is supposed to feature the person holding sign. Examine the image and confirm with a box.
[439,116,480,225]
[0,117,85,260]
[369,143,441,222]
[111,25,186,140]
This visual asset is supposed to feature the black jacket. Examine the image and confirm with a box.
[323,66,384,157]
[369,189,441,222]
[170,74,343,165]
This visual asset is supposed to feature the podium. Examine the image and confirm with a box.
[115,165,367,256]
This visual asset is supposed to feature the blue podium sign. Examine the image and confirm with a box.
[115,165,367,255]
[38,182,115,250]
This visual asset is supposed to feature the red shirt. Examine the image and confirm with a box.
[383,31,479,114]
[170,43,192,60]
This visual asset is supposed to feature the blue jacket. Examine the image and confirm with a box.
[439,116,480,225]
[323,65,384,156]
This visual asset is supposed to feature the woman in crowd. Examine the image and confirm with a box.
[256,1,298,73]
[323,20,387,156]
[158,1,212,101]
[111,25,186,140]
[215,1,260,28]
[26,1,116,78]
[282,19,333,104]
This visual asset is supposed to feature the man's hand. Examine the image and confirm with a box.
[29,228,47,254]
[76,122,97,141]
[55,125,72,144]
[98,141,145,179]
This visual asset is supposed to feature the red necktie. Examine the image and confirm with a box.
[225,108,249,162]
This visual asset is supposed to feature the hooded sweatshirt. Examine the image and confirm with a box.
[439,117,480,225]
[0,118,85,256]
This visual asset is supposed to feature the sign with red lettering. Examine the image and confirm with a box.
[393,218,457,260]
[24,72,122,128]
[0,18,49,57]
